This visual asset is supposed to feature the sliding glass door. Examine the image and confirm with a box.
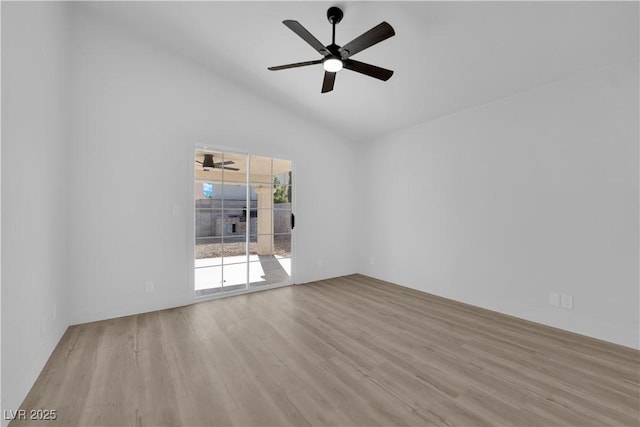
[194,149,293,297]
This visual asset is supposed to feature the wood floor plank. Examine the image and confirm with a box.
[9,274,640,427]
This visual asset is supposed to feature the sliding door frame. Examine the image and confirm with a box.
[188,142,295,302]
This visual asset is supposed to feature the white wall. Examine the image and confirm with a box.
[67,9,359,324]
[1,2,71,422]
[359,60,639,349]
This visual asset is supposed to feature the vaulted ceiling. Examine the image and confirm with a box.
[79,1,639,142]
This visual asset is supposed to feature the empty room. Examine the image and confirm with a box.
[1,1,638,426]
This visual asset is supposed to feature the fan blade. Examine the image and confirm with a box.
[195,160,203,165]
[213,161,235,167]
[343,59,393,81]
[283,20,328,55]
[321,71,336,93]
[222,167,240,171]
[340,22,395,58]
[268,59,322,71]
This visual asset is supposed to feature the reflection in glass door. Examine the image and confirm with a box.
[194,149,293,297]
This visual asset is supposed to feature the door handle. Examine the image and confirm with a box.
[291,213,295,229]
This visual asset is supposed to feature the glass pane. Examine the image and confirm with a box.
[196,236,223,266]
[221,152,247,183]
[276,258,292,279]
[222,241,247,265]
[221,210,246,237]
[250,184,273,212]
[220,183,247,240]
[249,258,291,288]
[195,235,223,244]
[274,234,291,258]
[195,256,223,269]
[244,207,258,235]
[221,203,246,216]
[249,261,267,286]
[195,181,222,203]
[220,183,246,201]
[273,209,291,234]
[220,202,247,264]
[195,209,222,239]
[249,235,272,256]
[196,183,224,205]
[250,156,272,184]
[247,235,258,261]
[255,209,273,235]
[195,151,225,184]
[223,263,247,287]
[194,265,222,291]
[273,158,292,185]
[273,185,292,205]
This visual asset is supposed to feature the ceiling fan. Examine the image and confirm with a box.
[196,154,240,171]
[268,7,395,93]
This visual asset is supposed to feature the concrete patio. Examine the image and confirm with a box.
[195,254,292,295]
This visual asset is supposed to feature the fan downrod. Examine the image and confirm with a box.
[327,7,343,24]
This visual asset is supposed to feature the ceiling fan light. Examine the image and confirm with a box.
[323,58,343,72]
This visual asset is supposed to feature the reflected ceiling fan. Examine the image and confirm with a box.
[268,6,395,93]
[196,154,239,171]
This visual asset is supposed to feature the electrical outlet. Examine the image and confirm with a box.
[145,281,155,294]
[561,294,574,309]
[549,292,561,307]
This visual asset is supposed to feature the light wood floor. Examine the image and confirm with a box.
[12,274,639,427]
